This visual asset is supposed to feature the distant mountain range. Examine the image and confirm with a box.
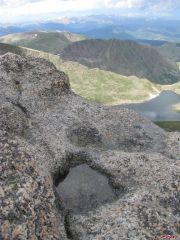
[1,15,180,43]
[61,39,180,84]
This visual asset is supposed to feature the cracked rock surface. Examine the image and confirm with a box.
[0,53,179,240]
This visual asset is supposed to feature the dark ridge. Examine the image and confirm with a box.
[0,42,25,56]
[156,42,180,62]
[61,39,180,84]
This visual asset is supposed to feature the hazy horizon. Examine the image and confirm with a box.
[0,0,180,24]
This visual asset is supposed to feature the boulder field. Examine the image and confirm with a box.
[0,53,179,240]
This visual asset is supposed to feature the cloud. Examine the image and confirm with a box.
[3,0,101,15]
[0,0,179,23]
[105,0,180,11]
[0,0,46,8]
[105,0,144,8]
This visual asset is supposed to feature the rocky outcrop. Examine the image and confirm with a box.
[0,53,179,240]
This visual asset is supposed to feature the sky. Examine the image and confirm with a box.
[0,0,180,23]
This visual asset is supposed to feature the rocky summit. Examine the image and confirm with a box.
[0,53,179,240]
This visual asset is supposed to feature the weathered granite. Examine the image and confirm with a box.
[0,131,68,240]
[68,151,180,239]
[0,53,179,240]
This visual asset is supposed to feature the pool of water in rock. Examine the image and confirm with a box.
[56,164,116,213]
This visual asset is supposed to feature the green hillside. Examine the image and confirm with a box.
[59,60,160,104]
[19,46,160,104]
[0,31,86,54]
[22,47,180,104]
[155,121,180,131]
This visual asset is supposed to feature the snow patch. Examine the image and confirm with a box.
[149,87,160,100]
[32,33,38,39]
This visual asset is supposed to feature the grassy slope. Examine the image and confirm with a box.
[59,60,159,104]
[0,42,178,105]
[21,47,180,104]
[155,121,180,131]
[0,31,86,54]
[25,48,157,104]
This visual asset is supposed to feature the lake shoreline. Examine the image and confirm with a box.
[107,90,161,106]
[113,91,180,122]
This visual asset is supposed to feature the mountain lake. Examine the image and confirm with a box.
[116,91,180,131]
